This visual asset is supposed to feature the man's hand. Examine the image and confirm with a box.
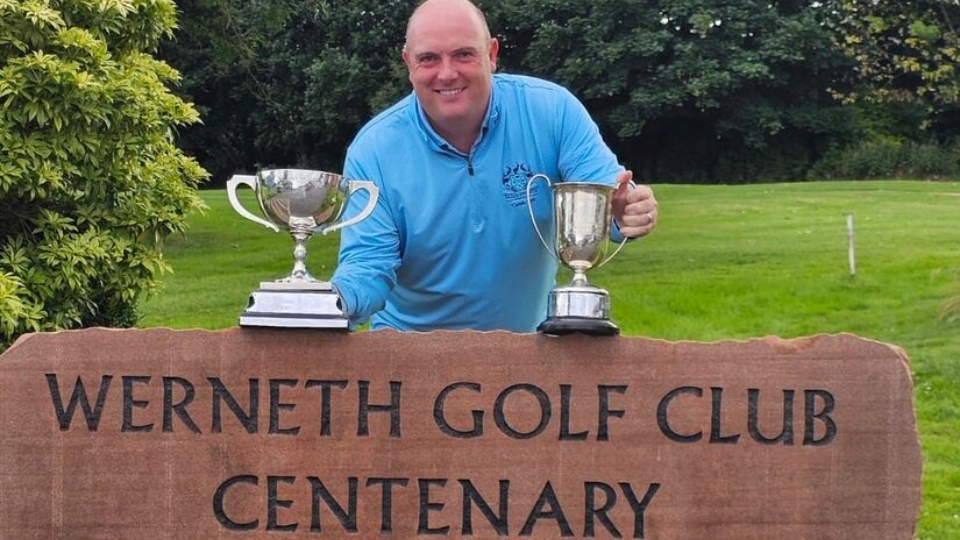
[611,170,657,239]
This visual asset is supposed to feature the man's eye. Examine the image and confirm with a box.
[418,55,439,65]
[455,51,476,60]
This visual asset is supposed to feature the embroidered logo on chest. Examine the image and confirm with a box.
[501,162,535,208]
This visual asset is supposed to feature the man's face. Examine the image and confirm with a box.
[402,5,499,138]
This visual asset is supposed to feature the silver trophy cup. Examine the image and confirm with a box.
[226,168,379,328]
[527,174,627,336]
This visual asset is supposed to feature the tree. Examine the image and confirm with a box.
[165,0,862,183]
[159,0,411,184]
[825,0,960,108]
[485,0,858,182]
[821,0,960,142]
[0,0,207,350]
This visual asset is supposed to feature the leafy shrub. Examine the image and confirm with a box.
[808,139,960,180]
[0,0,207,350]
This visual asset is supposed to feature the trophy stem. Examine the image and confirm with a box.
[571,267,590,287]
[290,230,317,282]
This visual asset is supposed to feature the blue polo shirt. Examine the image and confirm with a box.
[331,73,623,332]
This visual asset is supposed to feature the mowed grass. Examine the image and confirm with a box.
[140,180,960,538]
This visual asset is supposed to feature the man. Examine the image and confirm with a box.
[330,0,658,332]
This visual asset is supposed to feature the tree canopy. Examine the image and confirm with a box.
[486,0,858,181]
[160,0,960,184]
[827,0,960,107]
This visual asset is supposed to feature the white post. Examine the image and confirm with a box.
[846,214,856,276]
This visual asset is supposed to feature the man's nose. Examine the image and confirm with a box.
[437,57,457,80]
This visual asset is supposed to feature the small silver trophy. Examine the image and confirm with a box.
[527,174,627,336]
[226,169,379,328]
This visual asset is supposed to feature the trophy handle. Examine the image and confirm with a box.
[226,174,280,232]
[526,173,559,261]
[321,180,380,235]
[594,180,636,269]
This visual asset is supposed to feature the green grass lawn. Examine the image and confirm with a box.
[140,180,960,538]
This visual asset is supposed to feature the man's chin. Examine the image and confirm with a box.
[423,106,470,125]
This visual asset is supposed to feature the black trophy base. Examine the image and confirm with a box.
[239,287,348,329]
[537,316,620,337]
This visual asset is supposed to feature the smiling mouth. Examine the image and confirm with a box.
[437,88,465,97]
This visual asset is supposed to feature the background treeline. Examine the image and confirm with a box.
[160,0,960,186]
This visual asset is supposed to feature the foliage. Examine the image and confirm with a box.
[799,0,960,183]
[161,0,862,184]
[819,0,960,168]
[808,138,960,180]
[0,0,208,350]
[486,0,859,182]
[824,0,960,110]
[159,0,411,183]
[157,0,960,184]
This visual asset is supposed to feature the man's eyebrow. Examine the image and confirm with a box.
[414,47,480,60]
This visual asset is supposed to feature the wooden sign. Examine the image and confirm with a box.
[0,328,921,539]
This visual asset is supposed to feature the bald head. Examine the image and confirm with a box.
[400,0,499,153]
[405,0,491,50]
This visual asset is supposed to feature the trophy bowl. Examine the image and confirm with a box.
[527,175,627,336]
[553,183,616,277]
[226,169,379,328]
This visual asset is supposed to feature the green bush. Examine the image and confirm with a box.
[809,139,960,180]
[0,0,207,350]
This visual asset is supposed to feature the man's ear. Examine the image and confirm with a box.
[402,48,415,81]
[489,37,500,72]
